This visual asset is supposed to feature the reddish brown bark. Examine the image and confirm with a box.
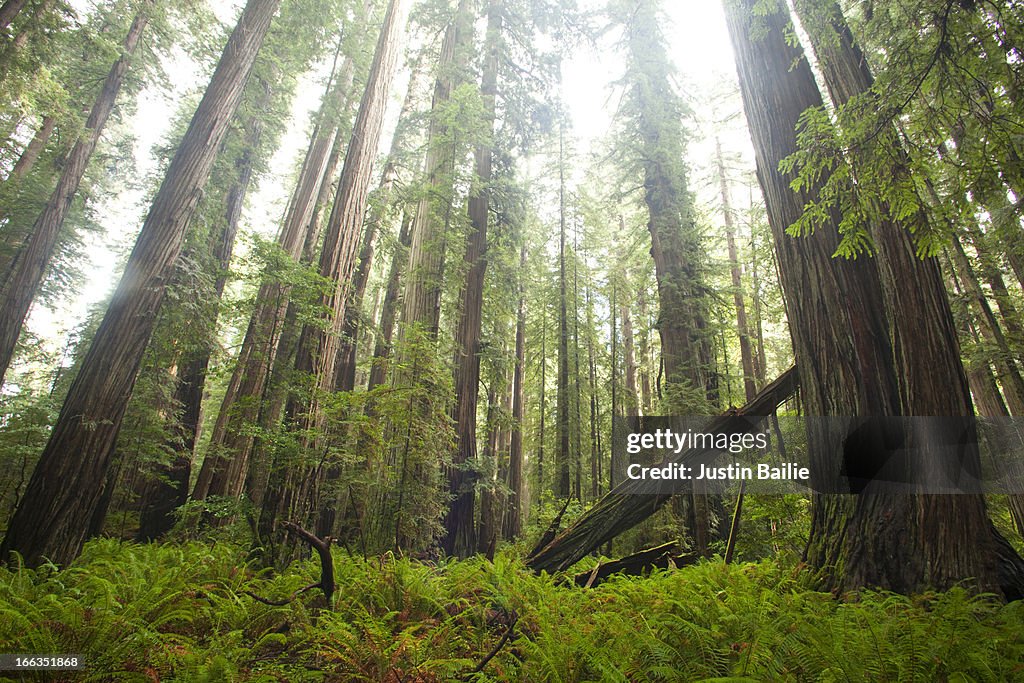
[443,0,501,556]
[0,5,152,387]
[0,0,279,567]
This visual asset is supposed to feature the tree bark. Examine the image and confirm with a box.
[743,0,1024,597]
[717,137,757,403]
[443,0,500,557]
[0,0,27,34]
[399,0,473,338]
[0,0,279,568]
[505,244,526,538]
[0,5,153,387]
[192,54,356,502]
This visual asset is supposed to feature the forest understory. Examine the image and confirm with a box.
[3,0,1024,679]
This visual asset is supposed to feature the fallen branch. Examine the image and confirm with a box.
[572,542,698,588]
[243,521,335,606]
[462,610,519,679]
[527,367,799,574]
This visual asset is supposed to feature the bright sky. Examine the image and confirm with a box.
[21,0,755,375]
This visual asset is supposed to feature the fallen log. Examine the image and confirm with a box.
[526,367,799,574]
[573,541,698,587]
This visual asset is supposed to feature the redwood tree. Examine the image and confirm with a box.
[0,0,280,568]
[725,0,1024,598]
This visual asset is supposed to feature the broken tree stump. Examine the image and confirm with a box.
[527,367,799,574]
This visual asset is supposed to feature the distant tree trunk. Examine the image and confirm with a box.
[537,308,546,496]
[0,0,279,568]
[556,126,571,499]
[620,299,639,413]
[637,286,652,413]
[367,211,412,391]
[7,115,54,181]
[949,222,1024,416]
[731,0,1024,597]
[717,138,756,403]
[609,282,618,493]
[443,0,500,557]
[505,245,526,538]
[586,270,601,500]
[400,0,473,338]
[749,219,767,386]
[334,60,422,391]
[0,4,153,387]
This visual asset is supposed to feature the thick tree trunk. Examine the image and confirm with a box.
[0,0,279,568]
[0,5,152,387]
[443,0,500,557]
[739,0,1024,597]
[0,0,27,34]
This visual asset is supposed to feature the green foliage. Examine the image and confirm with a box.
[1,539,1023,682]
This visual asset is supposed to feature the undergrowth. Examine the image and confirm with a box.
[1,538,1023,681]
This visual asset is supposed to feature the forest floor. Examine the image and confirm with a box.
[1,538,1023,682]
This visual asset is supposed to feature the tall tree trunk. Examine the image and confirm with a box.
[0,0,27,34]
[717,137,756,403]
[400,0,473,338]
[443,0,500,557]
[334,60,422,391]
[556,126,571,499]
[0,4,152,387]
[0,0,279,568]
[735,0,1024,597]
[505,244,526,538]
[192,53,356,502]
[622,3,714,408]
